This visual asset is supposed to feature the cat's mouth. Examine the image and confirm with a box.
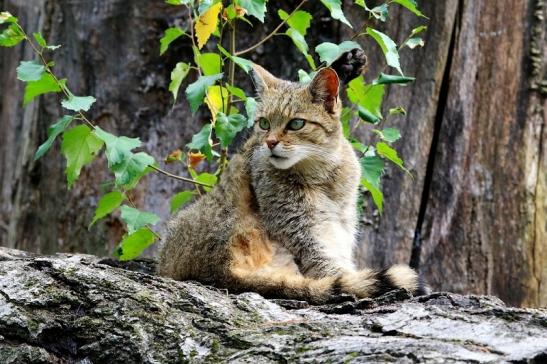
[270,154,288,160]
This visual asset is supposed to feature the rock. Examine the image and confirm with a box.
[0,247,546,363]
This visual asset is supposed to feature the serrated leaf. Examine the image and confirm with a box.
[61,125,104,188]
[373,73,415,85]
[35,115,74,160]
[286,28,308,54]
[114,228,156,261]
[205,85,230,118]
[170,191,195,213]
[410,25,427,37]
[23,73,64,105]
[238,0,266,22]
[94,127,141,166]
[392,0,427,18]
[404,37,424,49]
[357,106,380,124]
[340,107,353,138]
[169,62,190,102]
[195,2,222,49]
[0,24,25,47]
[348,76,385,119]
[389,106,407,115]
[366,27,403,75]
[165,0,191,5]
[361,178,383,213]
[227,85,247,100]
[32,32,47,48]
[185,73,224,113]
[245,97,257,128]
[195,172,217,192]
[160,27,185,55]
[17,60,45,82]
[278,9,312,36]
[197,52,221,75]
[360,155,384,189]
[61,95,96,112]
[370,4,389,22]
[90,191,125,227]
[374,128,401,143]
[215,112,247,148]
[315,40,361,66]
[376,141,407,171]
[351,139,368,154]
[187,123,213,161]
[298,69,313,83]
[120,205,160,234]
[112,152,155,187]
[320,0,352,28]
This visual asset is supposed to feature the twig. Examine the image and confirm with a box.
[150,165,213,188]
[234,0,308,56]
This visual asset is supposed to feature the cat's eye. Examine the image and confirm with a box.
[287,118,305,131]
[258,118,270,130]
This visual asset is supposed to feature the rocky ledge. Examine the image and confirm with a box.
[0,247,546,363]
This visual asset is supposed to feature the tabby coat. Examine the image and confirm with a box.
[158,61,425,303]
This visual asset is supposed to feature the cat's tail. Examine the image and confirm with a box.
[229,265,428,304]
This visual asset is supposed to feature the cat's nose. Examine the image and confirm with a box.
[266,138,279,150]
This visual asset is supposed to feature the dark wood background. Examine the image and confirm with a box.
[0,0,544,307]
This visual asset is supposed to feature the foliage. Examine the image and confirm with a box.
[0,0,427,258]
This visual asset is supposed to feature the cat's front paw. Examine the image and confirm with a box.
[330,48,367,84]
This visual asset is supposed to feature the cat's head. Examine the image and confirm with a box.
[251,64,344,170]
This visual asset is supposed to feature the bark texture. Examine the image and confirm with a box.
[0,0,545,307]
[1,247,546,364]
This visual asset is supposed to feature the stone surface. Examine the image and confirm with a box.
[0,248,546,363]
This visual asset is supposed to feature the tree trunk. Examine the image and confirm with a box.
[1,247,546,363]
[0,0,545,307]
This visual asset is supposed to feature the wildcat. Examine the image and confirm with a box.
[157,50,427,303]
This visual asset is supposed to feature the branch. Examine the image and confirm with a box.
[234,0,308,56]
[150,165,213,188]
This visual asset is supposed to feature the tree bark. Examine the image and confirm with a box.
[1,247,546,363]
[0,0,545,307]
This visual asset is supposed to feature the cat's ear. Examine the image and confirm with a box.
[309,67,339,114]
[251,64,281,94]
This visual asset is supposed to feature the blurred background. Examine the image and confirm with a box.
[0,0,545,307]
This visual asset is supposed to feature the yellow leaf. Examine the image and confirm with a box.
[195,3,222,49]
[205,85,229,121]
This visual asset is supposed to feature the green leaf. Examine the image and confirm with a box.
[392,0,427,18]
[320,0,352,28]
[348,76,385,119]
[35,115,74,160]
[0,23,25,47]
[187,123,213,160]
[197,52,221,75]
[389,106,407,115]
[32,32,47,48]
[357,106,380,124]
[238,0,267,22]
[361,178,383,213]
[61,125,104,187]
[245,97,257,128]
[185,73,223,113]
[404,37,424,49]
[120,205,160,234]
[195,172,217,192]
[286,28,308,54]
[373,73,415,85]
[373,128,401,143]
[23,73,64,105]
[315,41,361,66]
[17,60,45,82]
[227,85,247,100]
[351,139,368,154]
[94,127,141,166]
[366,27,403,75]
[340,107,353,138]
[215,112,247,148]
[61,95,96,112]
[169,62,190,102]
[0,11,17,24]
[410,25,427,37]
[165,0,191,5]
[376,142,407,171]
[114,228,156,261]
[111,152,155,187]
[160,27,185,55]
[298,69,313,83]
[278,9,312,36]
[170,191,195,213]
[370,4,389,22]
[90,191,125,227]
[360,155,384,189]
